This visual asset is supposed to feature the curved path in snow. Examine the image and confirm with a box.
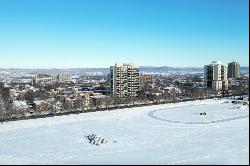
[147,104,249,124]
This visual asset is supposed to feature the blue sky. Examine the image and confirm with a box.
[0,0,248,68]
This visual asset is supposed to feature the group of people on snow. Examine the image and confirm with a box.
[84,133,107,146]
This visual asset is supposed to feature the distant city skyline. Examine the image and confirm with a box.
[0,0,249,68]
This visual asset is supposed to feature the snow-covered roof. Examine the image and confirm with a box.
[46,98,55,102]
[13,100,28,108]
[163,86,175,90]
[91,95,106,99]
[33,100,47,105]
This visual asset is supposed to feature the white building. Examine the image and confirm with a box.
[204,61,228,91]
[110,63,140,100]
[58,73,69,82]
[32,74,52,85]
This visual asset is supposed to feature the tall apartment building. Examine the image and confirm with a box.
[228,61,240,79]
[204,61,228,91]
[110,63,140,100]
[32,74,52,85]
[58,73,69,82]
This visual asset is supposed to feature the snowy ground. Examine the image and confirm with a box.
[0,98,249,164]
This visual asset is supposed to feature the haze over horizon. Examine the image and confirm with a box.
[0,0,249,68]
[0,65,249,70]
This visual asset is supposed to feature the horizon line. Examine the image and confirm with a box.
[0,65,249,70]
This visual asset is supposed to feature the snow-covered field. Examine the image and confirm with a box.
[0,98,249,164]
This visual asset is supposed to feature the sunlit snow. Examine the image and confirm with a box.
[0,98,249,164]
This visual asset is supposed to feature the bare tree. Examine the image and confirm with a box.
[113,96,121,109]
[86,98,95,112]
[104,95,113,110]
[0,85,13,121]
[24,90,36,103]
[0,95,6,123]
[93,97,105,109]
[48,99,57,115]
[74,98,84,112]
[17,93,24,100]
[63,100,73,112]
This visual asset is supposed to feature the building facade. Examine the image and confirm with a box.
[110,63,140,100]
[33,100,48,111]
[58,73,69,82]
[204,61,228,91]
[33,74,52,85]
[140,74,153,85]
[228,61,240,79]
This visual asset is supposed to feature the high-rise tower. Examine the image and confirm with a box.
[110,63,140,100]
[204,61,228,91]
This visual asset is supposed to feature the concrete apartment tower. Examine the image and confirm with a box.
[204,61,228,91]
[110,63,140,100]
[228,61,240,79]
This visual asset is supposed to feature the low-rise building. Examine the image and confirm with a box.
[33,74,52,85]
[58,73,69,83]
[33,100,48,111]
[140,74,153,85]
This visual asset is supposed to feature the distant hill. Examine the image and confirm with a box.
[240,67,249,74]
[139,66,204,73]
[0,66,248,74]
[140,66,249,74]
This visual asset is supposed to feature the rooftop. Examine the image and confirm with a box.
[210,61,223,65]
